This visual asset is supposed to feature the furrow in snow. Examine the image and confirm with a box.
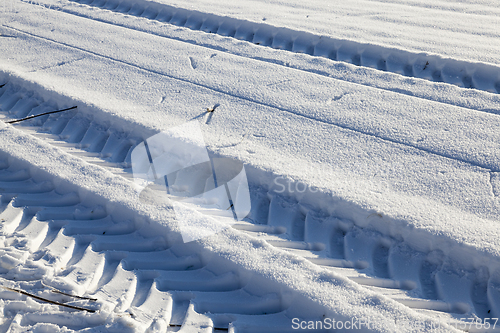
[0,81,499,330]
[65,0,500,94]
[4,0,500,123]
[0,157,331,332]
[3,21,500,177]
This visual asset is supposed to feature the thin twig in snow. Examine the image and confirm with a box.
[2,286,96,313]
[5,106,77,124]
[206,103,220,113]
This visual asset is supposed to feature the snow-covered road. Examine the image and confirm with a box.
[0,0,500,332]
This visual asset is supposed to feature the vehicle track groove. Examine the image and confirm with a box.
[4,25,499,174]
[65,0,500,95]
[1,65,500,332]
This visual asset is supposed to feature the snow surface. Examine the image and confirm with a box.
[155,0,500,66]
[2,0,500,255]
[0,107,455,332]
[0,0,500,332]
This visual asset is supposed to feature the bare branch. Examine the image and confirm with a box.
[6,106,77,124]
[2,286,96,313]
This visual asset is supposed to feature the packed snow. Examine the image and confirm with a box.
[0,0,499,332]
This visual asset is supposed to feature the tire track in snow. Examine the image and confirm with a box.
[0,155,309,332]
[1,83,500,330]
[64,0,500,95]
[20,0,500,118]
[3,24,500,174]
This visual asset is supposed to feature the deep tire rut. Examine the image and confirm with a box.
[1,76,500,331]
[0,157,305,332]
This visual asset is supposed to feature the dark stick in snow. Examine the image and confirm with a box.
[5,106,78,124]
[206,103,220,112]
[2,286,97,313]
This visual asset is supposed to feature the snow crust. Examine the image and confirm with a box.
[0,0,500,331]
